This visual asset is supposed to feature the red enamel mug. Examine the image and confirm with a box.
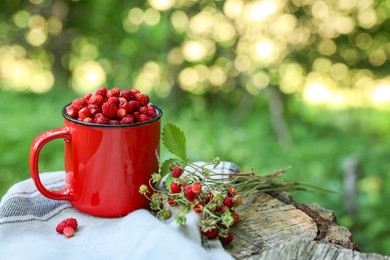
[29,104,162,217]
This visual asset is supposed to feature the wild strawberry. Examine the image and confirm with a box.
[102,102,118,119]
[129,100,140,111]
[193,202,204,213]
[168,197,177,206]
[89,94,105,106]
[130,88,140,95]
[109,120,120,125]
[83,93,92,101]
[138,114,150,122]
[119,97,127,103]
[119,90,134,101]
[95,87,108,97]
[201,228,219,239]
[71,98,88,111]
[216,205,230,212]
[171,166,183,178]
[120,115,135,124]
[88,104,100,116]
[132,111,140,121]
[228,187,236,196]
[83,117,93,123]
[203,191,214,204]
[106,87,120,98]
[232,211,240,225]
[56,218,78,233]
[63,226,75,238]
[94,113,109,124]
[147,106,157,118]
[107,97,120,105]
[192,183,202,193]
[66,105,79,118]
[224,196,234,209]
[234,195,243,206]
[139,106,148,114]
[117,108,127,118]
[119,102,133,113]
[135,93,150,106]
[170,182,182,194]
[78,107,91,120]
[184,185,197,201]
[219,232,234,245]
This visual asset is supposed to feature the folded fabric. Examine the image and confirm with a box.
[0,162,239,260]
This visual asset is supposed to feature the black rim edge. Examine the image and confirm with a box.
[61,103,163,128]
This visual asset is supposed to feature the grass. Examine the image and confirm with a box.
[1,87,390,254]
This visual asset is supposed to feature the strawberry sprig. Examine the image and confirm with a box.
[139,123,332,245]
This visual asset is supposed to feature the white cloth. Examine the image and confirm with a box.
[0,162,239,260]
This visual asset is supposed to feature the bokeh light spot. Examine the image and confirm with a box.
[148,0,175,11]
[71,61,106,93]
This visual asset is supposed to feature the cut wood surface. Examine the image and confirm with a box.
[225,191,389,260]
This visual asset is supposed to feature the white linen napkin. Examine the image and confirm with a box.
[0,162,238,260]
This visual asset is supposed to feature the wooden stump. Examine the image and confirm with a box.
[225,192,389,260]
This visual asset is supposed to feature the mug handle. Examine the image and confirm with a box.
[29,126,72,201]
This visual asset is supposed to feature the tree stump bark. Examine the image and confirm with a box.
[225,191,389,260]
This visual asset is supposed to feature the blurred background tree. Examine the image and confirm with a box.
[1,0,390,255]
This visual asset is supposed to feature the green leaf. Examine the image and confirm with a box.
[164,174,173,190]
[162,123,188,162]
[160,158,178,178]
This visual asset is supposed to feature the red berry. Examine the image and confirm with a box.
[107,97,120,105]
[224,196,234,209]
[89,94,105,106]
[119,90,134,101]
[193,202,204,213]
[83,93,92,101]
[170,182,182,194]
[119,97,127,103]
[71,98,88,111]
[95,87,108,97]
[132,111,140,120]
[129,100,140,111]
[63,226,75,238]
[216,205,230,212]
[106,87,120,98]
[120,115,135,125]
[147,106,157,118]
[232,211,240,225]
[130,88,140,95]
[184,185,197,201]
[66,105,79,118]
[201,228,219,239]
[78,107,91,120]
[102,102,118,119]
[219,232,234,245]
[192,183,202,193]
[117,108,127,118]
[94,113,109,124]
[109,119,120,125]
[119,102,133,113]
[203,191,214,204]
[168,197,177,206]
[56,218,78,233]
[83,117,93,123]
[135,93,150,106]
[88,104,101,116]
[234,195,243,206]
[139,106,148,114]
[171,166,183,178]
[138,114,150,122]
[228,187,236,196]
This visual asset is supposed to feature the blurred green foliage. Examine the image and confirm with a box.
[1,0,390,256]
